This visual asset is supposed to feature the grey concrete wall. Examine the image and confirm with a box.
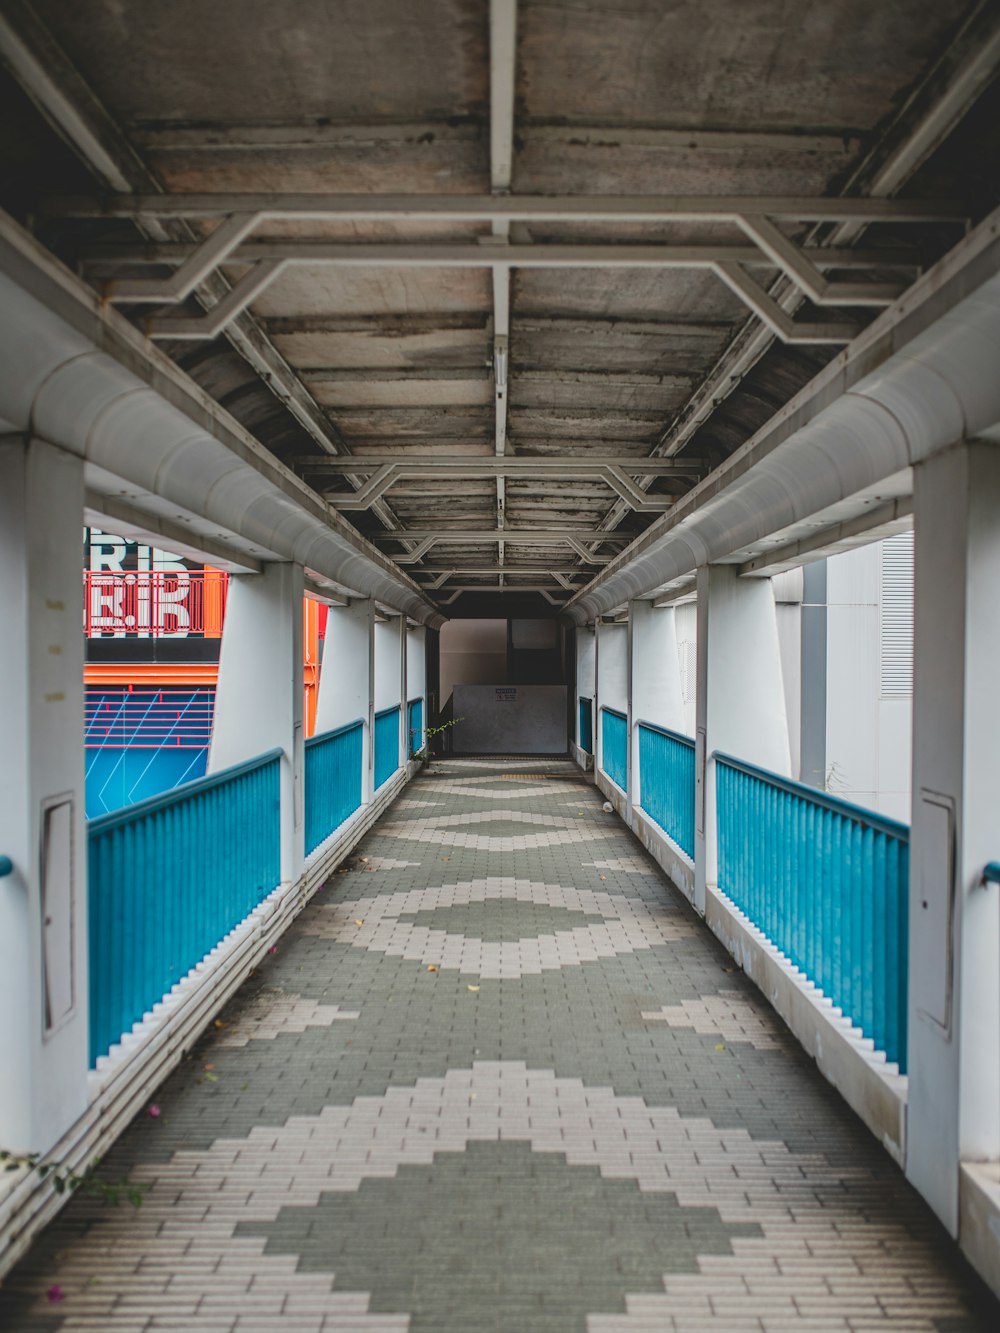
[452,684,567,754]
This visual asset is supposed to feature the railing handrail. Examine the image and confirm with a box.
[407,696,423,705]
[636,718,695,749]
[713,750,910,841]
[88,747,283,835]
[579,693,593,702]
[305,718,364,749]
[374,704,401,720]
[600,704,627,721]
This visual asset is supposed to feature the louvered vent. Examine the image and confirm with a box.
[879,532,914,698]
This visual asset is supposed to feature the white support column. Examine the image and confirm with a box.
[595,619,628,788]
[629,600,685,814]
[210,562,304,885]
[407,624,427,752]
[575,625,596,752]
[317,599,375,803]
[0,438,89,1151]
[398,615,408,763]
[906,441,1000,1236]
[694,565,791,915]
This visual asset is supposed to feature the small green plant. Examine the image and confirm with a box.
[0,1148,150,1208]
[411,716,463,763]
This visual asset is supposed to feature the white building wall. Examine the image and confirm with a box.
[374,618,403,713]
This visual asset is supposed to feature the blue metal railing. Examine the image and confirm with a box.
[600,707,628,792]
[715,752,910,1069]
[407,698,424,758]
[88,748,282,1066]
[374,705,401,789]
[578,696,593,753]
[638,721,696,857]
[304,720,364,855]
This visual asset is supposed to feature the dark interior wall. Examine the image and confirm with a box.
[508,619,564,684]
[439,618,568,700]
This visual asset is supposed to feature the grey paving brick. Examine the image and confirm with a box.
[0,758,995,1332]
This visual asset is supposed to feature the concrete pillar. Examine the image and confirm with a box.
[407,624,427,752]
[317,599,375,803]
[210,562,304,885]
[906,442,1000,1235]
[398,616,408,763]
[0,438,89,1151]
[629,600,685,812]
[575,625,596,751]
[694,565,791,915]
[594,620,628,787]
[800,560,828,789]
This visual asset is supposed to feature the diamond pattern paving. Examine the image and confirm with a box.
[0,757,996,1331]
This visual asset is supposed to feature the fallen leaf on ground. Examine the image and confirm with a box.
[354,919,364,926]
[599,874,607,881]
[427,965,438,973]
[359,856,368,863]
[715,1043,726,1051]
[467,985,480,993]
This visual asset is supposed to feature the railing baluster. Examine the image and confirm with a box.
[304,719,365,855]
[599,708,628,793]
[634,720,696,857]
[87,748,282,1065]
[374,706,402,790]
[713,751,909,1071]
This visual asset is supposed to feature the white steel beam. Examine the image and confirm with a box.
[297,455,708,474]
[0,1,415,548]
[585,10,1000,550]
[107,212,261,303]
[48,193,966,223]
[86,239,921,271]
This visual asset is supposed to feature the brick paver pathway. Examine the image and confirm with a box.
[2,758,996,1330]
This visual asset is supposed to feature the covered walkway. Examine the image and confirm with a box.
[0,758,993,1330]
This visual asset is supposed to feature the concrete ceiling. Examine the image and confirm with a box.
[1,0,998,617]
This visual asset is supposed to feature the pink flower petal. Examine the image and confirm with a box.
[147,1104,161,1118]
[47,1285,64,1303]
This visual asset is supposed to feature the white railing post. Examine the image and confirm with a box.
[210,562,304,885]
[694,564,791,917]
[906,441,1000,1237]
[0,438,89,1151]
[318,599,375,804]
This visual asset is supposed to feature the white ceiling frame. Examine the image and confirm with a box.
[0,1,419,558]
[322,459,686,512]
[582,7,1000,559]
[489,0,517,587]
